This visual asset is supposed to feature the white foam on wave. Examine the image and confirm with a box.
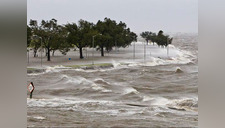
[94,78,111,85]
[111,60,121,68]
[167,97,198,111]
[60,74,112,92]
[123,87,139,94]
[33,116,46,120]
[142,95,154,102]
[125,46,195,68]
[27,98,115,108]
[137,49,193,67]
[28,65,71,76]
[60,75,88,85]
[151,97,172,106]
[91,83,112,92]
[28,44,196,76]
[150,96,198,112]
[45,65,70,73]
[27,72,45,76]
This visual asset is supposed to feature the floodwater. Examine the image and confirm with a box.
[27,34,198,127]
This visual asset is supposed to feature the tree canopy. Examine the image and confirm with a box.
[140,30,173,47]
[29,19,69,61]
[95,18,137,56]
[66,20,95,59]
[28,18,174,61]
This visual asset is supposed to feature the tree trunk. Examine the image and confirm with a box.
[101,46,104,57]
[52,50,55,56]
[79,47,84,59]
[33,50,37,57]
[47,47,51,61]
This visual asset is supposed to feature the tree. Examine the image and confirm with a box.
[30,37,41,57]
[50,25,70,56]
[95,18,115,56]
[28,22,41,57]
[29,18,69,61]
[140,30,173,47]
[66,20,94,59]
[39,19,57,61]
[95,18,137,56]
[150,33,157,45]
[140,31,159,45]
[152,30,173,47]
[140,31,151,45]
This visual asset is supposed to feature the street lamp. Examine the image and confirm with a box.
[115,41,117,52]
[144,41,146,63]
[167,42,169,57]
[133,41,135,60]
[39,37,43,67]
[92,34,102,65]
[27,48,29,64]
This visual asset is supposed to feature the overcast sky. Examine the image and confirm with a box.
[27,0,198,33]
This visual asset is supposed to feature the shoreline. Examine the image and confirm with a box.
[27,63,115,73]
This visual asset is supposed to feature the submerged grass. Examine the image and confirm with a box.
[27,63,114,73]
[27,68,45,73]
[64,63,113,69]
[27,68,36,71]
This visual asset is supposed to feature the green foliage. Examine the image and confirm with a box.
[95,17,137,56]
[30,38,41,57]
[66,20,95,59]
[29,19,70,61]
[140,30,173,47]
[27,25,32,47]
[28,18,137,59]
[156,30,173,47]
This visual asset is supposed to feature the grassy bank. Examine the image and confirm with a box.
[27,68,45,73]
[27,63,114,73]
[64,63,113,69]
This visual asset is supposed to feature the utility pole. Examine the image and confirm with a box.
[92,34,102,65]
[40,37,42,67]
[144,42,146,63]
[167,38,169,57]
[27,49,29,64]
[133,42,135,60]
[86,47,87,58]
[92,36,94,65]
[115,41,117,52]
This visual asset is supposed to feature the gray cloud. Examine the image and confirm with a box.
[27,0,198,33]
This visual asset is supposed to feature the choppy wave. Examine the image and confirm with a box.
[27,98,115,108]
[150,97,198,112]
[175,67,183,73]
[27,44,196,76]
[123,87,139,94]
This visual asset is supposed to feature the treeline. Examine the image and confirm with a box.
[140,30,173,47]
[27,18,137,61]
[27,17,173,61]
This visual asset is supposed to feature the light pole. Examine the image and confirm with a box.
[27,48,29,64]
[39,37,43,67]
[167,38,169,57]
[133,41,135,60]
[115,41,117,52]
[144,41,146,63]
[92,34,102,65]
